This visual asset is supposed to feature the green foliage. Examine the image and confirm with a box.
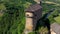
[54,16,60,24]
[28,32,35,34]
[0,0,60,34]
[0,4,6,10]
[0,0,36,34]
[48,9,59,24]
[38,27,48,34]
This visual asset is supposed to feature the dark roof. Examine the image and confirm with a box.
[51,23,60,34]
[25,4,42,12]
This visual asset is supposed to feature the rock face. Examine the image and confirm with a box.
[50,29,56,34]
[24,4,42,34]
[51,23,60,34]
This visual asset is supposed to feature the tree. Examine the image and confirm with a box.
[0,0,36,34]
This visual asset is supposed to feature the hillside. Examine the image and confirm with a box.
[0,0,60,34]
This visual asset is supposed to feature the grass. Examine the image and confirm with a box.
[54,16,60,23]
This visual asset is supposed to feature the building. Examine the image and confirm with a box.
[24,4,42,34]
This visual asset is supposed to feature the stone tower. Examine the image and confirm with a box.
[24,4,42,34]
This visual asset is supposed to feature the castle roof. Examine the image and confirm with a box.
[25,4,42,13]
